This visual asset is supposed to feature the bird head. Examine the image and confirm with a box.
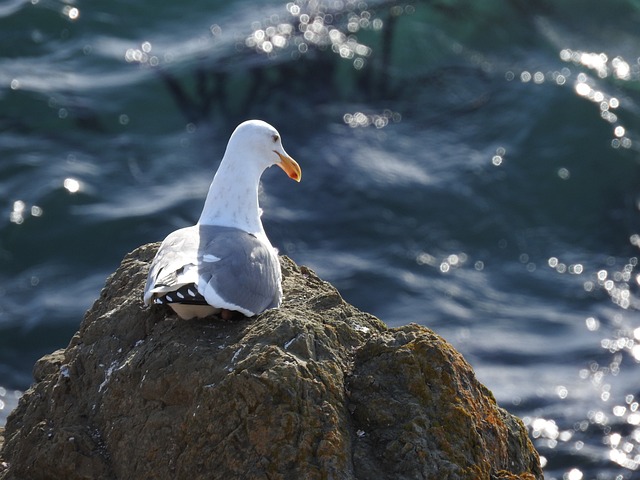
[227,120,301,182]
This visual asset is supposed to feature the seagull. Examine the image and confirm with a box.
[143,119,302,320]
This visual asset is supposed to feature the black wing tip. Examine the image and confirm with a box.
[153,283,208,305]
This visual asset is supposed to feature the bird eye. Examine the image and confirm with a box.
[272,134,279,143]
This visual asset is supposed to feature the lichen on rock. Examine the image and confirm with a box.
[0,244,543,480]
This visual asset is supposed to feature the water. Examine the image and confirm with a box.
[1,0,640,478]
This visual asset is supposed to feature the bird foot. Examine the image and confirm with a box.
[220,309,244,321]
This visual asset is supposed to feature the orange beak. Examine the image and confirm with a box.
[274,151,302,182]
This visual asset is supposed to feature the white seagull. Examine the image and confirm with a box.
[143,119,302,320]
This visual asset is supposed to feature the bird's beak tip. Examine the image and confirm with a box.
[275,151,302,182]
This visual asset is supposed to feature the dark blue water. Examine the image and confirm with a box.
[2,0,640,478]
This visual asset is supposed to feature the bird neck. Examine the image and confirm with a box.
[197,156,267,238]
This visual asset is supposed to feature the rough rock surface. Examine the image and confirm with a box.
[0,244,542,480]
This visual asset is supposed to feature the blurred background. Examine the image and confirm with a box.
[1,0,640,477]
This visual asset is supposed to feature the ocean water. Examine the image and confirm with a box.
[2,0,640,477]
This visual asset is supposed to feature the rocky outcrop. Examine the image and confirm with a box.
[0,244,542,480]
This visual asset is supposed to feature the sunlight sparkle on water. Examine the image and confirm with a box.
[245,1,408,69]
[415,252,469,275]
[543,248,640,472]
[565,468,583,480]
[492,147,505,166]
[559,49,638,81]
[10,200,26,224]
[64,177,81,193]
[558,49,636,151]
[525,416,576,453]
[585,316,600,331]
[547,256,584,275]
[9,200,43,224]
[63,6,79,21]
[343,110,401,128]
[124,41,159,66]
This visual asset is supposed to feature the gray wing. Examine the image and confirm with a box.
[196,225,282,316]
[143,225,200,304]
[144,225,282,316]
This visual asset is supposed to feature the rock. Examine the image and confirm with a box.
[0,244,542,480]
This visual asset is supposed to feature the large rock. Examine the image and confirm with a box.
[0,244,542,480]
